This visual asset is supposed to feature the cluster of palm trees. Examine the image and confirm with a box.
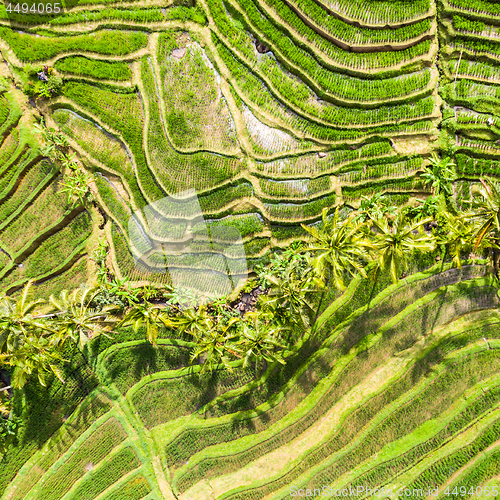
[1,155,500,393]
[35,118,93,207]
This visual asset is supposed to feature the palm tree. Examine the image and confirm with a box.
[302,207,374,291]
[0,282,49,355]
[370,212,436,283]
[188,316,241,373]
[0,282,69,388]
[421,154,456,198]
[172,304,212,339]
[437,212,490,268]
[118,302,173,347]
[1,336,65,389]
[237,312,286,368]
[470,179,500,245]
[469,179,500,270]
[260,256,316,334]
[49,288,120,349]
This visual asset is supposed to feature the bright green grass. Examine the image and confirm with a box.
[65,446,141,500]
[0,374,105,499]
[100,342,192,394]
[0,28,148,62]
[100,473,151,500]
[54,56,132,81]
[26,417,127,500]
[29,256,88,300]
[163,270,492,481]
[0,161,56,229]
[171,287,499,494]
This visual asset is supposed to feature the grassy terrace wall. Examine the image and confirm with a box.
[440,0,500,197]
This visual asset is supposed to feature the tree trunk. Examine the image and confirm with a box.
[494,240,500,276]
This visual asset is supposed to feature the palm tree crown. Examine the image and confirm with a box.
[302,207,374,291]
[470,179,500,248]
[421,154,456,197]
[49,287,120,349]
[370,212,436,283]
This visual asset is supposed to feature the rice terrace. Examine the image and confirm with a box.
[3,0,500,498]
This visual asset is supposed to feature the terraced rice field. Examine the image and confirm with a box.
[0,85,91,296]
[3,261,500,499]
[2,0,500,498]
[0,0,443,288]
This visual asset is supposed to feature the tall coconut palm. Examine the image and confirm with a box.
[172,304,212,340]
[49,287,120,349]
[302,207,374,291]
[469,179,500,270]
[188,316,241,373]
[0,281,49,355]
[260,256,316,334]
[470,179,500,246]
[0,282,71,388]
[0,336,65,389]
[370,212,436,283]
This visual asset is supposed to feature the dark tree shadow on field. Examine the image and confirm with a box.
[7,343,100,463]
[106,343,160,387]
[105,342,192,393]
